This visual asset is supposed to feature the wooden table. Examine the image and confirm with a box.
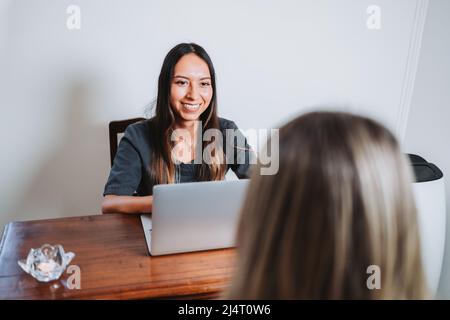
[0,214,235,299]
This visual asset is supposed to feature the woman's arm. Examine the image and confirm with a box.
[101,195,153,214]
[227,121,257,179]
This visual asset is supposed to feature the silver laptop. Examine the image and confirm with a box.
[140,179,250,256]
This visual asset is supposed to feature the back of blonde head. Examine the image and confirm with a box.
[228,111,428,299]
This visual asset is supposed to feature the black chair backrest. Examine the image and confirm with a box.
[109,117,146,167]
[407,153,443,183]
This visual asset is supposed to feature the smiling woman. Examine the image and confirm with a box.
[101,43,254,214]
[170,53,213,123]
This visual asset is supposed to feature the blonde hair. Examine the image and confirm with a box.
[228,111,428,299]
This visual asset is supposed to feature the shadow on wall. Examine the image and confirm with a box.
[10,78,110,223]
[438,194,450,299]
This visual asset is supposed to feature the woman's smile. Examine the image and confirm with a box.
[182,103,202,112]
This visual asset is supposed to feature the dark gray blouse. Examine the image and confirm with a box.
[103,117,254,196]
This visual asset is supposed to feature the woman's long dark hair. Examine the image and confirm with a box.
[148,43,226,184]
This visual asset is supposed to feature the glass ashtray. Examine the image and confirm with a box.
[18,244,75,282]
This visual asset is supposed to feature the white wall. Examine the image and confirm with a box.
[0,0,427,230]
[404,0,450,299]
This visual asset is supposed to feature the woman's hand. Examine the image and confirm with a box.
[101,195,153,214]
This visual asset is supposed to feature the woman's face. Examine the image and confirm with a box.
[169,53,213,125]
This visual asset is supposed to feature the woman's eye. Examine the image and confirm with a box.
[175,80,188,86]
[201,82,211,87]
